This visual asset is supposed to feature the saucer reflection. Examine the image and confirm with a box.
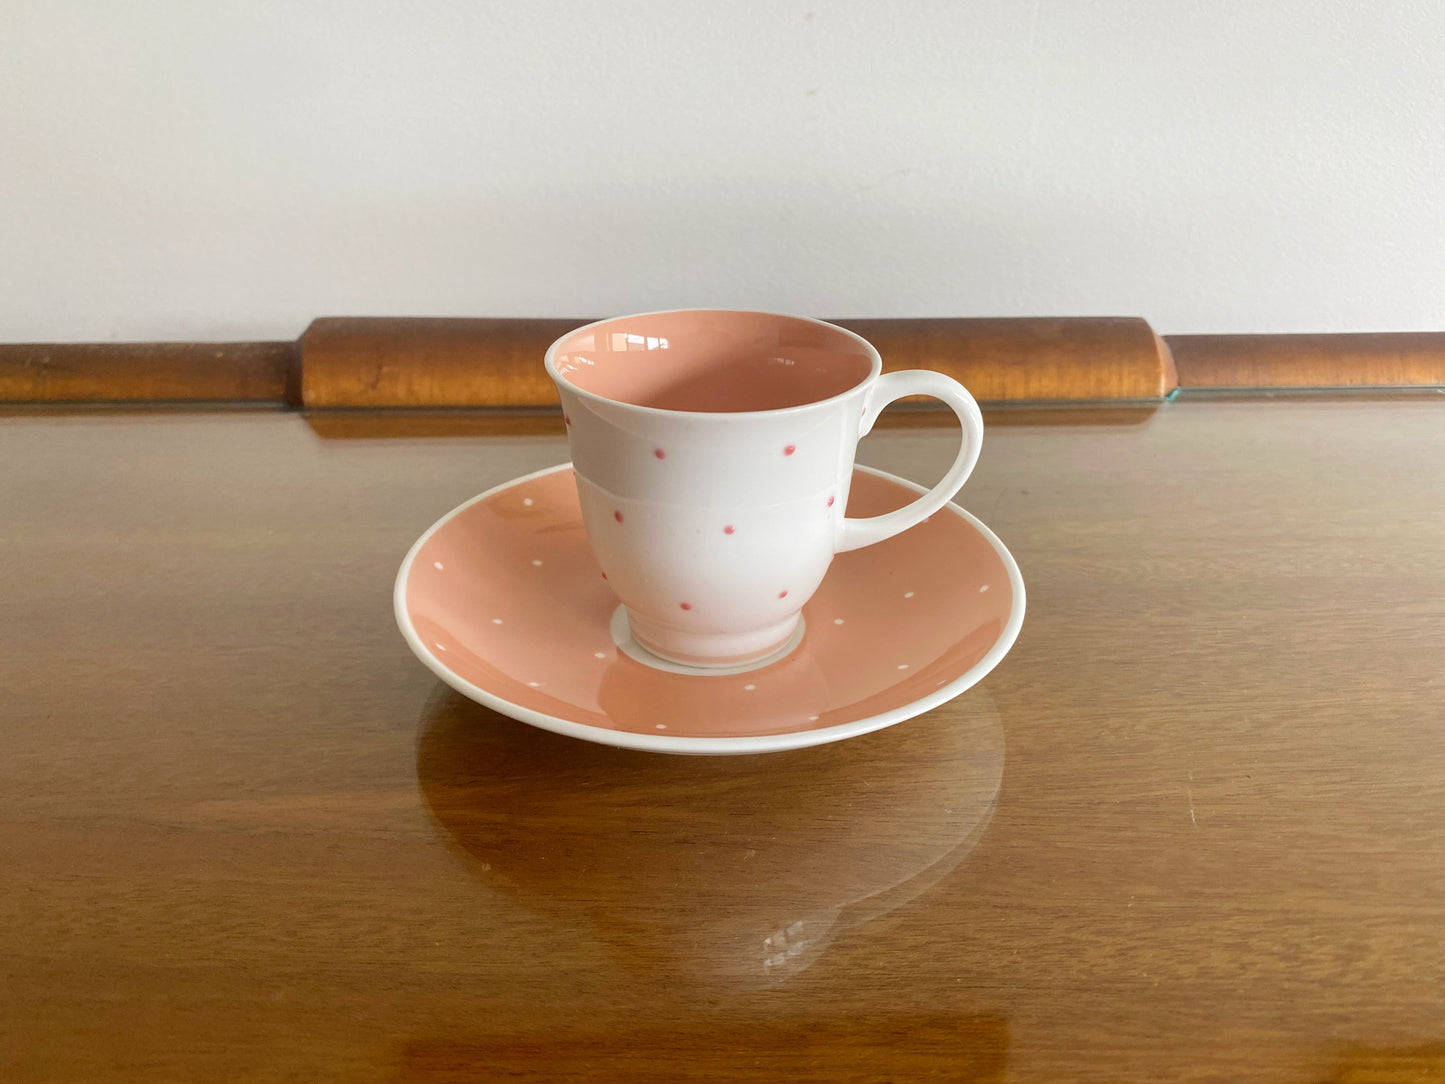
[415,686,1004,987]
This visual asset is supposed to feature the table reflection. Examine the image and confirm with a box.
[416,685,1004,988]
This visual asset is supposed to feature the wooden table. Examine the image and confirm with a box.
[3,396,1444,1081]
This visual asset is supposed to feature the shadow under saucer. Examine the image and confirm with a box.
[415,684,1004,989]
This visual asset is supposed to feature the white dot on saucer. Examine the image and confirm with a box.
[435,643,446,652]
[594,651,607,659]
[904,591,915,599]
[527,681,542,687]
[897,663,909,670]
[808,714,819,722]
[833,617,845,625]
[523,497,534,506]
[980,583,990,592]
[492,618,503,625]
[744,683,757,691]
[656,724,667,730]
[433,561,444,570]
[531,559,543,567]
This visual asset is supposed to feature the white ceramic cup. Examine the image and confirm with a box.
[545,310,984,666]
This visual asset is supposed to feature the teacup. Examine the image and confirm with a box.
[545,310,983,666]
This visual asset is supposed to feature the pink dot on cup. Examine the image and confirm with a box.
[654,448,666,460]
[680,602,692,611]
[723,525,735,535]
[826,495,835,507]
[779,589,788,599]
[783,444,796,456]
[601,571,607,580]
[563,414,571,426]
[614,510,624,523]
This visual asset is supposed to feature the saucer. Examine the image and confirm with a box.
[395,464,1024,754]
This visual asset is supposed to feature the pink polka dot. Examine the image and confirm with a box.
[601,571,607,580]
[654,448,666,460]
[563,414,571,426]
[723,525,735,535]
[826,495,835,507]
[783,444,796,456]
[614,510,624,523]
[778,589,789,599]
[680,602,692,611]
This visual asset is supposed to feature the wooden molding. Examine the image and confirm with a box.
[0,341,295,402]
[5,322,1443,408]
[298,315,1175,407]
[299,317,581,409]
[1168,332,1445,388]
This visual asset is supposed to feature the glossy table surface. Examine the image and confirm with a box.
[3,398,1444,1082]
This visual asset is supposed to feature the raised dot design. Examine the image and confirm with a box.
[826,495,835,507]
[783,444,796,456]
[778,590,788,599]
[680,602,692,611]
[654,448,667,460]
[614,510,624,523]
[723,525,735,535]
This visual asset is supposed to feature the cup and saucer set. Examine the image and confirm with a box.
[395,310,1025,755]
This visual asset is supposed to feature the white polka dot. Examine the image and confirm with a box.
[979,584,990,592]
[594,651,607,659]
[531,559,543,567]
[656,723,667,730]
[435,643,447,652]
[433,561,444,570]
[744,683,757,691]
[492,618,503,625]
[904,591,915,599]
[527,681,542,687]
[523,497,534,506]
[808,714,820,722]
[833,618,845,625]
[897,663,909,670]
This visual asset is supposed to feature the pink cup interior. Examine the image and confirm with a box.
[549,311,876,413]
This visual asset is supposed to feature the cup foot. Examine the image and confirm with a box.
[626,611,802,669]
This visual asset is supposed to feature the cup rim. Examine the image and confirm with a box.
[544,308,883,420]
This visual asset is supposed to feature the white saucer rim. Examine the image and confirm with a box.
[394,462,1026,756]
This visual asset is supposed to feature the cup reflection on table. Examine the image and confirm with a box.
[415,684,1004,989]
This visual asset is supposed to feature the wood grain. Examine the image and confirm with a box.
[0,341,295,402]
[3,400,1445,1081]
[1168,332,1445,388]
[298,315,1176,407]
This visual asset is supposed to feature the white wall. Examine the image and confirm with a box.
[2,0,1442,342]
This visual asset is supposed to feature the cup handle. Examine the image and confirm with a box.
[836,370,984,553]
